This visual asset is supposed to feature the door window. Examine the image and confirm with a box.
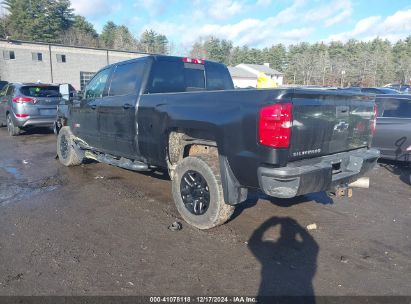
[145,60,185,94]
[6,85,14,96]
[84,68,111,99]
[0,86,7,96]
[109,61,145,96]
[380,98,411,118]
[206,63,234,90]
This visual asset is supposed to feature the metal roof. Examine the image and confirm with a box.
[238,64,284,76]
[228,66,256,78]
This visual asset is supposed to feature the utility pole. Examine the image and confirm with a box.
[341,70,346,87]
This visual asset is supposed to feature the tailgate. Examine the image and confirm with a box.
[288,90,375,161]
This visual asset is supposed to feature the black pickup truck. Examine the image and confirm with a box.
[56,55,379,229]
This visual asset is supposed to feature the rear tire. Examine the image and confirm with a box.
[57,126,83,167]
[7,114,21,136]
[172,154,235,230]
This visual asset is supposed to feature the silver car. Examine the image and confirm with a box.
[0,83,61,136]
[372,94,411,162]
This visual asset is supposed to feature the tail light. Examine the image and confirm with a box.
[259,102,293,148]
[370,104,378,135]
[13,97,35,104]
[15,113,29,118]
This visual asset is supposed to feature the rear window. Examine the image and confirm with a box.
[145,59,233,94]
[20,86,61,98]
[184,64,205,90]
[377,98,411,118]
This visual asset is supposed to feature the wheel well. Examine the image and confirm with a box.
[167,130,218,178]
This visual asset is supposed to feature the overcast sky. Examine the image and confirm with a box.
[71,0,411,49]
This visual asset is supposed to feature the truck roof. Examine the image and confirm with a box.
[104,55,223,69]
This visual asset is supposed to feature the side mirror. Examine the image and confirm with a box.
[59,84,82,103]
[59,84,70,102]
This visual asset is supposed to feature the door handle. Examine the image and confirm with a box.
[123,103,132,110]
[90,104,97,110]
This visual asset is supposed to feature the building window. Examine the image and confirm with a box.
[3,50,15,60]
[32,52,43,61]
[80,71,95,91]
[56,54,66,63]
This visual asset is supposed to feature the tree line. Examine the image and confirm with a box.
[1,0,410,86]
[0,0,169,54]
[190,36,411,86]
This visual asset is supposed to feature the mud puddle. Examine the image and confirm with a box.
[0,162,65,206]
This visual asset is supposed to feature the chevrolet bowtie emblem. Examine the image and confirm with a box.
[334,121,349,132]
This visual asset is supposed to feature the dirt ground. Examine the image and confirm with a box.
[0,127,410,296]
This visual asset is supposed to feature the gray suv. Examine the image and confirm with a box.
[0,83,61,136]
[372,94,411,162]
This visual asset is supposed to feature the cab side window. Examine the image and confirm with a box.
[380,98,411,118]
[84,68,111,99]
[109,61,145,96]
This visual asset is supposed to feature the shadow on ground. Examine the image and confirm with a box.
[19,127,54,136]
[248,216,318,302]
[378,160,411,186]
[230,191,333,222]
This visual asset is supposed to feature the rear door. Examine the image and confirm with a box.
[288,90,375,161]
[373,96,411,161]
[71,67,112,149]
[98,60,146,157]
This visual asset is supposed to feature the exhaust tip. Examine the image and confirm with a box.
[348,177,370,189]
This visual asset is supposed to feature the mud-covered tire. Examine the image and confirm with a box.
[172,154,235,230]
[57,126,83,167]
[7,114,21,136]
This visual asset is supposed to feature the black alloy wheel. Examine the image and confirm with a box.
[59,134,69,160]
[180,170,210,215]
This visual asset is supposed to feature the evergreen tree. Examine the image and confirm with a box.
[138,29,169,54]
[99,21,117,49]
[3,0,73,42]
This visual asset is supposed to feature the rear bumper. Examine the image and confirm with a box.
[258,148,380,198]
[13,115,55,128]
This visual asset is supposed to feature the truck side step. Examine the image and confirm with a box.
[96,154,149,172]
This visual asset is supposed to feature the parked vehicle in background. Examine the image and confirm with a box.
[56,55,379,229]
[361,87,400,94]
[372,94,411,162]
[338,87,400,94]
[0,83,62,136]
[384,84,410,94]
[0,81,8,91]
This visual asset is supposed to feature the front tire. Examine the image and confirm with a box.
[57,126,83,166]
[7,114,21,136]
[172,154,235,230]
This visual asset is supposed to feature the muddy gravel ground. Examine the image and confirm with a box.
[0,127,410,296]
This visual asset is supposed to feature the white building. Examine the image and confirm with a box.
[228,63,284,88]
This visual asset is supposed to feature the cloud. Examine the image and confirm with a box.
[327,9,411,42]
[304,0,352,27]
[207,0,244,20]
[256,0,272,6]
[141,0,314,48]
[70,0,114,18]
[134,0,168,16]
